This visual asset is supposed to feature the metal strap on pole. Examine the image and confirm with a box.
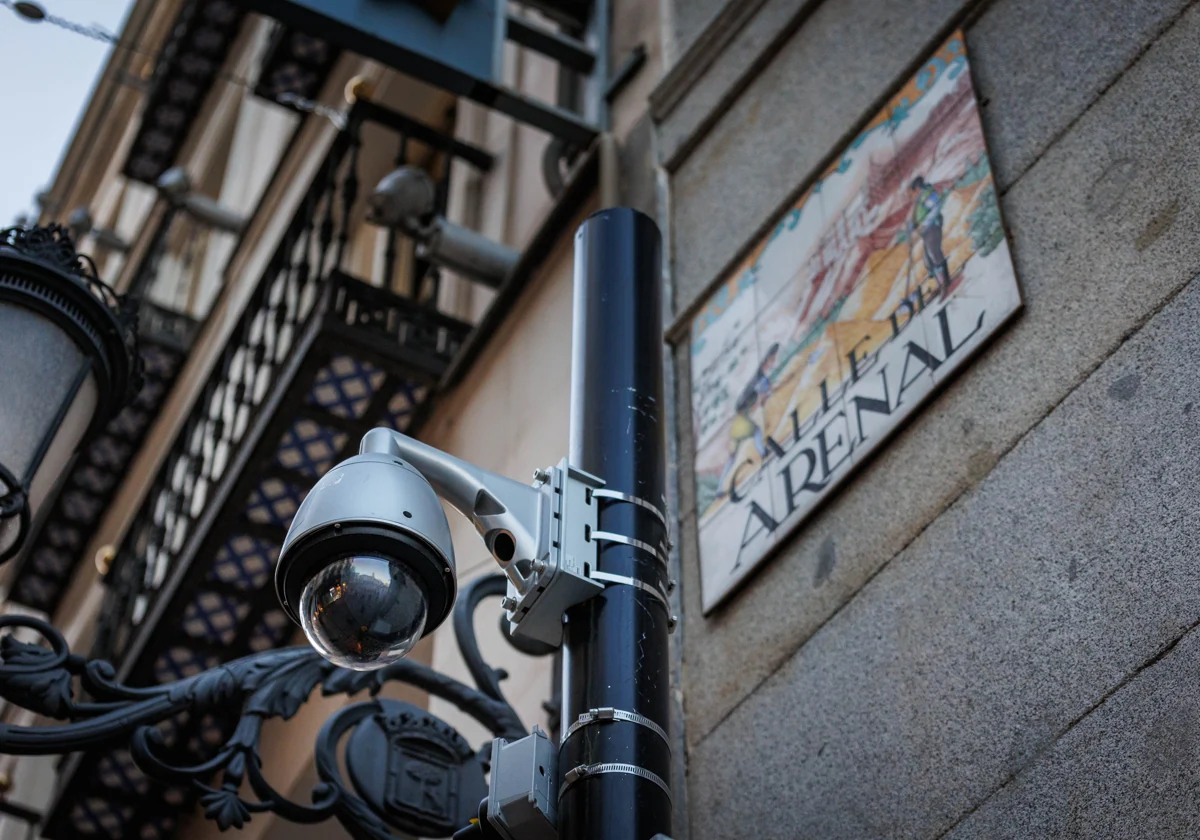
[591,488,669,530]
[590,530,669,569]
[560,763,673,803]
[564,706,671,750]
[589,570,673,622]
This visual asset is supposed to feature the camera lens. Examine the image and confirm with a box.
[298,554,428,670]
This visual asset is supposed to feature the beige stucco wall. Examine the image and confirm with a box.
[420,199,593,747]
[177,15,614,840]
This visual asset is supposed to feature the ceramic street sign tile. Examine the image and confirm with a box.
[689,31,1022,612]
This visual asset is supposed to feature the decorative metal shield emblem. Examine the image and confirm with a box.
[345,699,487,837]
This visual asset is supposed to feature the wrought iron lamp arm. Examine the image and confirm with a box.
[0,621,522,751]
[0,463,30,565]
[454,573,515,704]
[0,573,540,838]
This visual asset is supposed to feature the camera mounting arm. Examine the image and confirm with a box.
[361,428,547,574]
[359,428,604,646]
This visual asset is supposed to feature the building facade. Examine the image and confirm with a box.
[0,0,660,836]
[659,0,1200,837]
[1,0,1198,838]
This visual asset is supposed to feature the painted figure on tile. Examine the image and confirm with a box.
[909,175,953,291]
[716,343,780,497]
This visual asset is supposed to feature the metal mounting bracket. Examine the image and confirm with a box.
[502,459,604,646]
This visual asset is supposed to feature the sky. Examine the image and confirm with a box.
[0,0,136,225]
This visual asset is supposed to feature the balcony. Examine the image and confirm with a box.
[44,101,491,840]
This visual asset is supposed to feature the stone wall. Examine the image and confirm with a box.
[658,0,1200,835]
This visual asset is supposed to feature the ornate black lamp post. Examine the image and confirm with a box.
[0,225,140,564]
[0,574,535,838]
[0,211,672,840]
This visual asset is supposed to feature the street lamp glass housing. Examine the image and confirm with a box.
[0,305,99,560]
[0,225,139,564]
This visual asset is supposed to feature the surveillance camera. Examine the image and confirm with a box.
[276,448,457,670]
[366,166,437,230]
[66,207,93,239]
[155,167,191,201]
[152,168,246,233]
[366,167,520,288]
[277,427,607,668]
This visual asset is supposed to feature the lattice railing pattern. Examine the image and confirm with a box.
[91,132,362,666]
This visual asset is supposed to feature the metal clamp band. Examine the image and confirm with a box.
[591,488,669,529]
[589,570,671,613]
[563,706,671,751]
[560,762,672,803]
[590,530,669,569]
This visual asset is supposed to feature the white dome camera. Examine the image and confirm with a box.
[276,428,605,670]
[276,447,456,670]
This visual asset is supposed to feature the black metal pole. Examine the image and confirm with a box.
[560,208,672,839]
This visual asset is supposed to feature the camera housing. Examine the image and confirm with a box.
[275,450,457,665]
[366,167,519,287]
[277,427,607,669]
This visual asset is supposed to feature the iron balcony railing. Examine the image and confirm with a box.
[91,104,483,670]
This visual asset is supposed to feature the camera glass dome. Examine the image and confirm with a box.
[298,553,428,670]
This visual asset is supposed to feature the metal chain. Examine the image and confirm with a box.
[0,0,343,124]
[1,0,158,58]
[276,92,349,130]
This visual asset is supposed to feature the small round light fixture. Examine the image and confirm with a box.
[0,225,140,563]
[344,75,375,104]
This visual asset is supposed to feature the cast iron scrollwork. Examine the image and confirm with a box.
[0,574,540,838]
[0,462,30,564]
[0,225,141,352]
[0,225,106,294]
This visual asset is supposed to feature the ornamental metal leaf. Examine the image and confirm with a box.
[169,661,239,706]
[243,655,329,719]
[0,636,73,718]
[199,785,252,830]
